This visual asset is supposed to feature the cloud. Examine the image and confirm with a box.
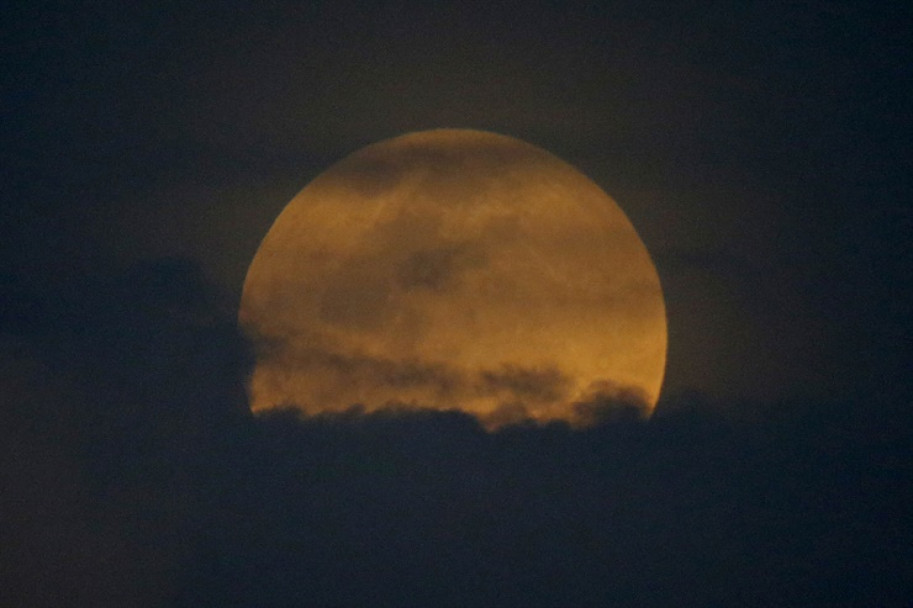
[251,340,578,422]
[2,258,910,607]
[0,259,252,606]
[395,244,485,292]
[247,305,661,428]
[571,380,651,426]
[476,364,571,403]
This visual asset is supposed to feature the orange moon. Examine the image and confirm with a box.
[240,129,666,428]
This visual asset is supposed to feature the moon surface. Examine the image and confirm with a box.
[240,129,666,428]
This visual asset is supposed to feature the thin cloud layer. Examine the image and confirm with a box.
[246,333,643,427]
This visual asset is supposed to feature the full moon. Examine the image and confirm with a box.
[240,129,666,428]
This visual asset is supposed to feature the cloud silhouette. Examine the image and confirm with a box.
[1,259,910,607]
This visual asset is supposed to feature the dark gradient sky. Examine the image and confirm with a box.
[2,2,912,606]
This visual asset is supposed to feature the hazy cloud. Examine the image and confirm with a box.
[261,342,577,418]
[395,244,485,292]
[476,364,572,404]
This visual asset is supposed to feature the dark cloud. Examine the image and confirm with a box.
[1,262,910,606]
[0,260,252,606]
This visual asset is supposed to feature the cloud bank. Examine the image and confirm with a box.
[1,260,910,607]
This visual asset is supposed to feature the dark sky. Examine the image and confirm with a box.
[2,1,911,606]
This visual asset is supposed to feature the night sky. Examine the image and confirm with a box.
[2,2,912,606]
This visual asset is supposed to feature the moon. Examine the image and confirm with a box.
[240,129,666,428]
